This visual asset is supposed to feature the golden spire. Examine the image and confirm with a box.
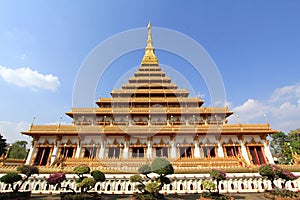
[141,21,158,65]
[146,21,154,51]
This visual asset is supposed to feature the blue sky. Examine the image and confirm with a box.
[0,1,300,143]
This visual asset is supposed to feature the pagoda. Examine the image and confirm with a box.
[22,23,277,171]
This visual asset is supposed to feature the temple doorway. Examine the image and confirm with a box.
[249,146,266,165]
[34,147,51,166]
[225,146,240,157]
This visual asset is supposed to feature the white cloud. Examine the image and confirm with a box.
[230,83,300,133]
[0,121,31,144]
[0,65,60,91]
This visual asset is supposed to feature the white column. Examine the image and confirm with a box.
[240,140,250,164]
[170,139,177,158]
[263,140,275,164]
[194,140,200,158]
[50,140,60,165]
[217,141,225,157]
[146,140,153,158]
[99,140,106,158]
[122,141,129,159]
[75,140,82,158]
[25,141,37,165]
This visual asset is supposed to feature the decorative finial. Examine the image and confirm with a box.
[264,114,268,124]
[141,22,158,65]
[31,116,36,127]
[147,21,151,30]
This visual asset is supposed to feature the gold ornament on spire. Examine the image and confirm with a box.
[141,21,158,65]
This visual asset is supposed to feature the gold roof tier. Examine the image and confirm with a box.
[122,83,178,89]
[128,76,171,83]
[65,107,232,117]
[139,65,161,71]
[110,89,189,96]
[22,123,277,136]
[134,71,165,76]
[97,97,203,103]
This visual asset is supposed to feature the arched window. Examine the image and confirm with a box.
[190,184,193,190]
[179,184,183,190]
[241,183,244,189]
[35,184,40,190]
[117,184,121,191]
[107,184,111,191]
[128,185,132,191]
[221,184,224,190]
[25,184,30,191]
[231,184,234,190]
[97,184,101,191]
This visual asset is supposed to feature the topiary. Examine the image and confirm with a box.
[0,172,22,192]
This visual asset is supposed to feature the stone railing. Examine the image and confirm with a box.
[0,173,299,194]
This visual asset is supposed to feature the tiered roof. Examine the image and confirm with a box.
[22,22,277,137]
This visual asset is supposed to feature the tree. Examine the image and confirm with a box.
[8,141,28,159]
[259,164,297,189]
[270,129,300,164]
[73,165,105,193]
[0,172,22,192]
[0,133,7,157]
[130,158,174,200]
[209,169,226,194]
[270,132,288,164]
[0,165,39,192]
[46,172,67,188]
[202,179,216,193]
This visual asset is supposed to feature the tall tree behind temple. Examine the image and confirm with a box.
[270,129,300,164]
[288,128,300,158]
[270,131,288,164]
[0,134,7,156]
[8,141,28,159]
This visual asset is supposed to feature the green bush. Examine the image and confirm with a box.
[138,164,151,175]
[259,164,297,189]
[150,158,174,175]
[130,174,143,183]
[0,172,22,192]
[17,165,39,177]
[130,158,174,200]
[72,165,105,193]
[145,182,160,193]
[91,170,105,182]
[73,165,90,175]
[0,165,39,193]
[202,179,216,192]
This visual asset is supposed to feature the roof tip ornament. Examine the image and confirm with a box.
[148,21,151,30]
[264,114,269,125]
[141,21,158,65]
